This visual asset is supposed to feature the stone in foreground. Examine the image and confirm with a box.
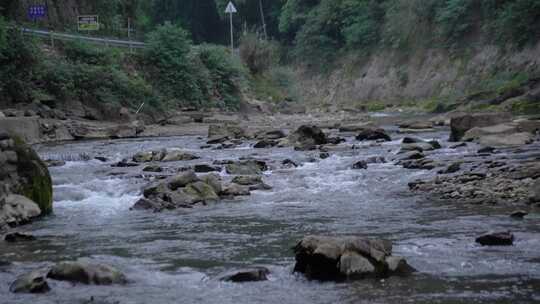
[47,261,127,285]
[10,270,50,293]
[475,231,514,246]
[293,235,416,281]
[218,267,270,282]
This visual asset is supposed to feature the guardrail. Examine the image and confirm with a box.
[20,27,145,49]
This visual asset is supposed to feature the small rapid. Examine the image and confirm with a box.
[1,129,539,304]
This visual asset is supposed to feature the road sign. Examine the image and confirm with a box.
[28,5,47,20]
[225,2,237,13]
[78,15,99,31]
[225,2,237,55]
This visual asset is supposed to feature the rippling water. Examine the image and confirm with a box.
[1,128,539,304]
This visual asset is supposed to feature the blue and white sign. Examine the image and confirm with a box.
[28,5,47,20]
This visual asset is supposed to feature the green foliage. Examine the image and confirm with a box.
[0,21,41,102]
[434,0,475,48]
[239,33,280,74]
[341,0,385,48]
[251,66,298,103]
[61,40,122,66]
[510,100,540,115]
[489,0,540,48]
[196,44,247,109]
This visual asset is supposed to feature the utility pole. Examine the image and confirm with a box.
[225,1,237,56]
[259,0,267,40]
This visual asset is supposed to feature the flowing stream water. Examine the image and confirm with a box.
[1,127,539,303]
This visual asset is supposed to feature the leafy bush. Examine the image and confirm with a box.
[490,0,540,48]
[0,20,41,102]
[197,44,247,109]
[239,33,280,74]
[61,40,122,66]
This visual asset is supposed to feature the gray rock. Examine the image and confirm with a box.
[293,235,410,281]
[475,231,514,246]
[438,162,461,174]
[200,173,222,194]
[352,161,368,170]
[356,128,391,142]
[194,164,221,173]
[169,171,199,190]
[47,261,127,285]
[142,165,163,173]
[208,124,246,139]
[288,125,328,151]
[161,150,199,162]
[450,113,512,141]
[218,267,270,282]
[510,210,528,219]
[226,160,265,175]
[530,179,540,203]
[232,175,263,186]
[0,195,42,227]
[10,270,50,293]
[221,184,251,197]
[184,182,219,203]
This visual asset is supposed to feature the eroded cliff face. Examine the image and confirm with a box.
[297,41,540,108]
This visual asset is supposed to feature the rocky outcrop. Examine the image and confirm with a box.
[399,137,441,153]
[449,113,512,141]
[293,235,415,281]
[462,123,535,147]
[0,134,53,230]
[225,160,267,175]
[288,125,328,151]
[208,123,247,142]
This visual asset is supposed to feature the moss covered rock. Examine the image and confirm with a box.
[11,135,53,215]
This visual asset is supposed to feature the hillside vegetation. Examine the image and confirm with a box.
[1,0,540,114]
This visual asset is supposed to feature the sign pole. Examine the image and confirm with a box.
[229,11,233,54]
[225,2,237,56]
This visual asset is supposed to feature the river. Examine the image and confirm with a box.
[1,126,539,303]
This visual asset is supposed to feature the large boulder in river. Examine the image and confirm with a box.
[0,134,53,215]
[288,125,328,151]
[47,261,127,285]
[449,113,512,141]
[218,267,270,282]
[293,235,415,281]
[399,137,441,153]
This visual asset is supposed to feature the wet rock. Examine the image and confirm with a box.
[254,139,278,148]
[399,158,436,170]
[169,171,200,190]
[232,175,263,186]
[438,162,461,174]
[94,156,108,162]
[475,231,514,246]
[339,124,372,132]
[356,128,391,142]
[477,146,496,154]
[293,235,413,281]
[288,125,328,151]
[450,113,512,141]
[200,174,222,194]
[226,160,266,175]
[131,198,164,211]
[184,182,219,203]
[352,161,368,170]
[133,151,156,163]
[161,150,199,162]
[10,270,50,293]
[0,195,42,227]
[400,137,441,152]
[398,151,425,161]
[142,165,163,173]
[530,179,540,203]
[47,261,127,285]
[510,210,528,219]
[282,159,298,168]
[112,160,139,167]
[218,267,270,282]
[194,164,221,173]
[221,183,251,197]
[4,232,36,243]
[320,152,330,159]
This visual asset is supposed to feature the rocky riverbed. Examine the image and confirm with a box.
[0,111,539,303]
